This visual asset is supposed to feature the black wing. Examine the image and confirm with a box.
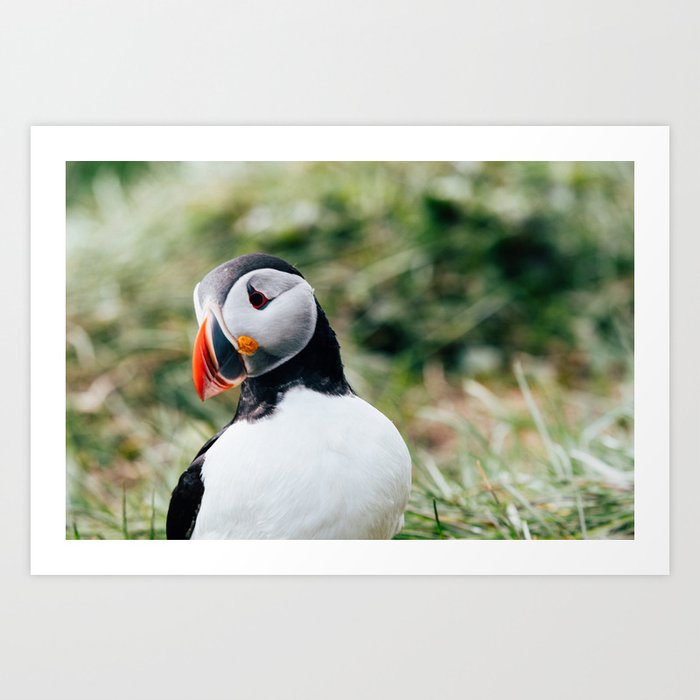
[166,455,205,540]
[166,423,232,540]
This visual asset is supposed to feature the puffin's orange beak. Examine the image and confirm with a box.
[192,313,247,401]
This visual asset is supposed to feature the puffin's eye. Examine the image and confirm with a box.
[247,286,270,310]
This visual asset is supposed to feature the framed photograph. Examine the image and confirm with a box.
[31,126,668,574]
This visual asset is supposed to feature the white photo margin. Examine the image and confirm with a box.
[30,126,669,575]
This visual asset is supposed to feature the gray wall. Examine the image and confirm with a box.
[2,2,696,698]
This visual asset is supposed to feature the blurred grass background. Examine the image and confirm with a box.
[66,161,633,540]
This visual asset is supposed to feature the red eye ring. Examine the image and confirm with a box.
[248,287,270,310]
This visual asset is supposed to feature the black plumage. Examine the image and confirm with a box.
[166,423,230,539]
[165,456,205,540]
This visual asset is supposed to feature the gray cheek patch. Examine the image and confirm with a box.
[244,284,318,377]
[258,284,317,351]
[221,273,318,377]
[247,272,302,299]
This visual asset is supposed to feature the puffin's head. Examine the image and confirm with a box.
[191,254,318,400]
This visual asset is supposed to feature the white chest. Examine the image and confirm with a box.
[191,389,412,539]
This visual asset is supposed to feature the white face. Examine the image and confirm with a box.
[195,268,318,377]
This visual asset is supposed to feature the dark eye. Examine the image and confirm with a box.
[247,285,270,310]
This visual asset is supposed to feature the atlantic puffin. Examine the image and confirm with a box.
[166,253,412,539]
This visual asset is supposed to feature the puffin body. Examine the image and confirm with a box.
[192,388,408,539]
[166,253,411,540]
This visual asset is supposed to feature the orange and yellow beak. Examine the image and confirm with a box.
[192,312,247,401]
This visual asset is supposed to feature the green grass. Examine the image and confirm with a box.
[66,161,634,540]
[399,365,632,540]
[68,360,633,540]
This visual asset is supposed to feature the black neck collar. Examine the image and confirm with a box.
[233,303,352,422]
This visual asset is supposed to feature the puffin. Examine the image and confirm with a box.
[166,253,412,539]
